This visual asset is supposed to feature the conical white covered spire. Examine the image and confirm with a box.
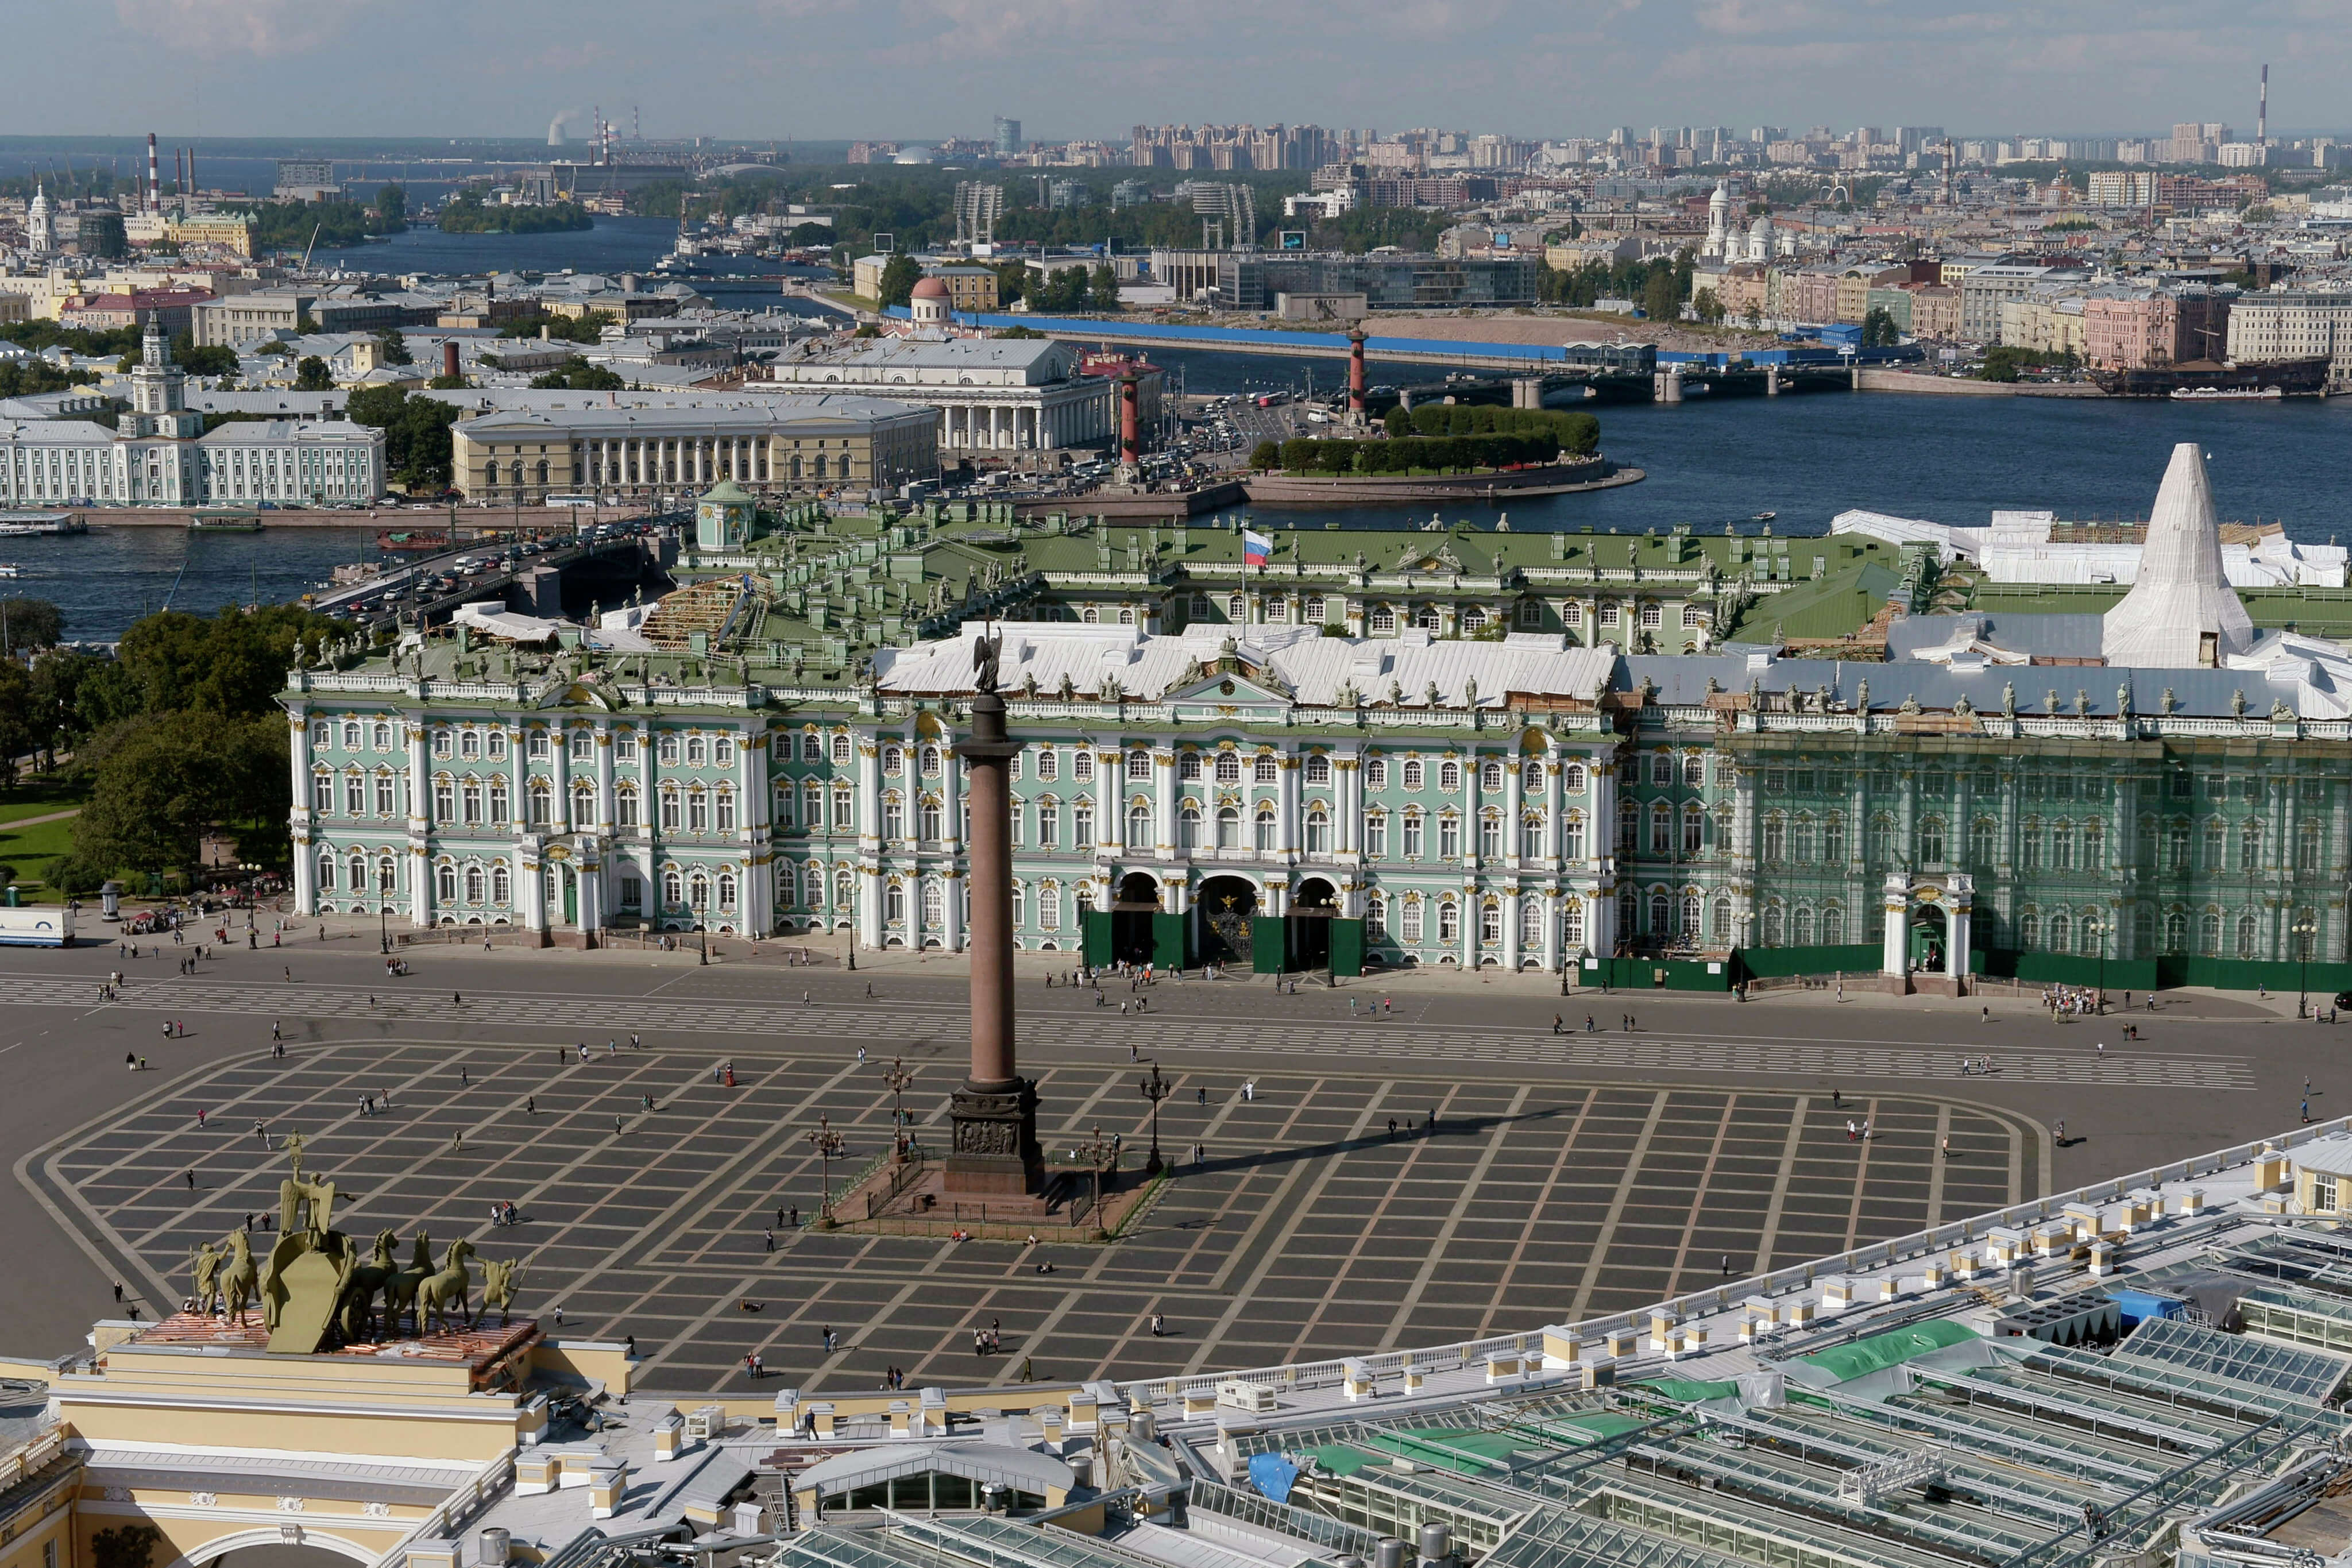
[2102,443,2254,667]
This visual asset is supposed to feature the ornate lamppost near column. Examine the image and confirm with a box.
[883,1057,916,1160]
[2297,913,2318,1019]
[1073,1125,1118,1240]
[2084,916,2106,1011]
[1138,1060,1172,1176]
[806,1114,845,1229]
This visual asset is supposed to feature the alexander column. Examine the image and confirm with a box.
[946,625,1043,1195]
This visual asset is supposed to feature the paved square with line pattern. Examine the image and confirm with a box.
[45,1038,2034,1393]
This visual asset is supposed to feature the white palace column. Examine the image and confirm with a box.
[1588,756,1620,957]
[740,725,772,934]
[1882,874,1910,975]
[1276,752,1300,864]
[288,708,316,913]
[1461,749,1480,967]
[1095,748,1121,860]
[636,724,659,924]
[1946,876,1973,980]
[941,744,965,952]
[405,719,432,927]
[1541,885,1563,972]
[1504,749,1525,863]
[1154,747,1177,863]
[1544,754,1564,868]
[856,738,883,949]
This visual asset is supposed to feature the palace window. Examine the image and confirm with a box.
[1127,750,1152,781]
[1253,806,1276,852]
[1480,900,1502,945]
[832,787,854,830]
[1400,899,1423,944]
[1365,759,1387,790]
[1073,801,1094,845]
[1366,896,1388,941]
[1480,814,1502,859]
[1214,752,1241,785]
[374,774,395,816]
[1127,804,1152,849]
[1563,814,1585,860]
[463,731,485,761]
[1179,752,1203,782]
[432,777,455,822]
[715,789,736,833]
[345,773,366,815]
[530,781,553,827]
[1037,749,1060,782]
[1401,760,1423,791]
[883,746,904,776]
[1437,899,1460,944]
[1919,816,1946,866]
[922,800,944,840]
[831,735,852,765]
[435,864,456,903]
[1869,815,1895,866]
[1365,812,1387,858]
[1649,802,1672,856]
[492,864,510,903]
[1179,805,1202,848]
[526,731,548,761]
[1305,754,1331,785]
[663,871,683,908]
[1683,806,1705,858]
[1402,812,1424,858]
[1480,760,1504,793]
[1254,755,1279,785]
[1039,803,1060,849]
[616,731,639,762]
[617,786,640,829]
[569,730,594,762]
[1073,752,1095,783]
[1762,814,1786,863]
[1563,764,1585,794]
[1304,807,1330,855]
[1369,605,1396,634]
[1438,815,1461,859]
[1439,760,1461,791]
[465,865,484,904]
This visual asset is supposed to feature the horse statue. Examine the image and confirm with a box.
[221,1230,260,1324]
[479,1258,522,1328]
[191,1241,224,1316]
[385,1231,434,1337]
[337,1230,401,1341]
[419,1239,477,1333]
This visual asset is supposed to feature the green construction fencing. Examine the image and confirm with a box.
[1735,944,1884,981]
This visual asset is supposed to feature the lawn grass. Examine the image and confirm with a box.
[0,813,77,894]
[0,776,86,826]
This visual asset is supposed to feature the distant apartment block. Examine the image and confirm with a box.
[2226,292,2352,387]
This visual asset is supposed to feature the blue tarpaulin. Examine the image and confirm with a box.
[1248,1453,1300,1504]
[2106,1287,2188,1328]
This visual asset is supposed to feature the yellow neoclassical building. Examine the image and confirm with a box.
[2,1312,629,1568]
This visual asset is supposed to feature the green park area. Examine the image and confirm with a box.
[0,596,339,901]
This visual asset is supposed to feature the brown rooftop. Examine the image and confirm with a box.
[125,1311,542,1387]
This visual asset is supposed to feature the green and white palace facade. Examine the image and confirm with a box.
[279,445,2352,991]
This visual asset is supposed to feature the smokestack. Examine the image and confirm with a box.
[442,341,459,380]
[148,132,160,211]
[2258,63,2268,146]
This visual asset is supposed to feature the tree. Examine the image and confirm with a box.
[1249,440,1281,470]
[1090,262,1121,311]
[371,327,413,366]
[1642,268,1679,322]
[90,1524,162,1568]
[373,183,408,230]
[293,356,335,391]
[0,596,65,654]
[347,387,464,489]
[1861,307,1901,347]
[72,711,288,880]
[530,358,625,391]
[1383,404,1411,436]
[1691,288,1725,326]
[876,254,922,308]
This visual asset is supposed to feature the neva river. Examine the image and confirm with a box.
[9,345,2348,643]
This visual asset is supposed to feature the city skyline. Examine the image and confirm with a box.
[12,0,2348,142]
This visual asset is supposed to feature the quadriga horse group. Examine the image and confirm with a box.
[191,1229,523,1341]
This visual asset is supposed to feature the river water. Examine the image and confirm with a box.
[9,320,2347,642]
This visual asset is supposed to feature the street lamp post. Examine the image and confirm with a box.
[882,1057,915,1160]
[2085,916,2104,1011]
[806,1114,845,1229]
[1138,1060,1171,1176]
[2297,914,2318,1019]
[1073,1125,1118,1240]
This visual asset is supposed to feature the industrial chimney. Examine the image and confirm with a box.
[2258,63,2269,147]
[442,341,459,380]
[148,132,160,211]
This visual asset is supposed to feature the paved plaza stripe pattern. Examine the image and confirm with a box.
[1,974,2255,1090]
[34,1041,2040,1393]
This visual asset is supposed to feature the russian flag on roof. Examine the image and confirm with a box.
[1242,528,1273,566]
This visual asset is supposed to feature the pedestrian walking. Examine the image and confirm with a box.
[185,1170,196,1192]
[764,1227,775,1253]
[2054,1119,2067,1144]
[196,1107,206,1127]
[526,1095,536,1115]
[1150,1311,1166,1337]
[1720,1254,1731,1277]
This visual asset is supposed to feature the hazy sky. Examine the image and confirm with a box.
[19,0,2346,142]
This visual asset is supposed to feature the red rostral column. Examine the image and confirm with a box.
[1118,371,1141,466]
[946,625,1041,1195]
[1347,327,1368,421]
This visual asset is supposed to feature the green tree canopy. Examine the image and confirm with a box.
[876,254,922,308]
[347,387,464,488]
[530,358,626,391]
[293,356,335,391]
[0,595,65,653]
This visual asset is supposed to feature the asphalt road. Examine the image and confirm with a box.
[1,925,2316,1388]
